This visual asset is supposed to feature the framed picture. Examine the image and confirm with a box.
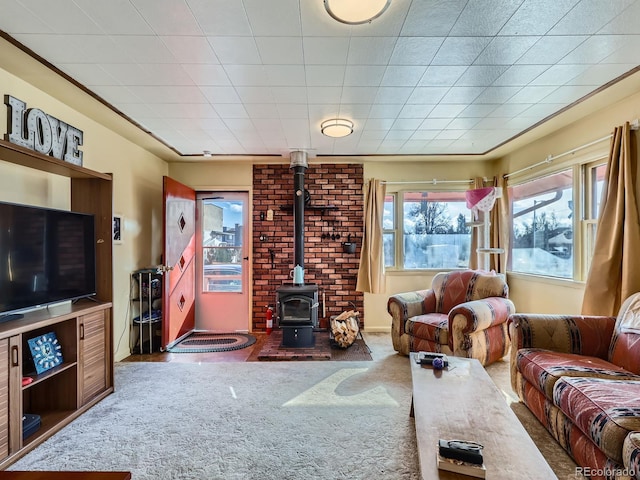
[113,214,123,244]
[27,332,64,374]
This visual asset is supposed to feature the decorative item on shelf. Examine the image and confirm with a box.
[27,332,63,374]
[342,234,356,253]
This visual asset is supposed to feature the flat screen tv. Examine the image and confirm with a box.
[0,201,96,320]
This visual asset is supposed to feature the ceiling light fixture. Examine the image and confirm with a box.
[321,119,354,138]
[323,0,391,25]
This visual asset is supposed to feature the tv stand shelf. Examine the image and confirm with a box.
[0,140,114,468]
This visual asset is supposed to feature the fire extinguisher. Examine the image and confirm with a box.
[266,305,274,335]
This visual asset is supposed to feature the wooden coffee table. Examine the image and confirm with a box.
[410,353,556,479]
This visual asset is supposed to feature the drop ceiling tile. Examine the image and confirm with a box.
[432,37,493,66]
[602,47,640,65]
[568,63,638,86]
[337,104,372,119]
[407,87,449,104]
[243,0,301,36]
[224,119,258,133]
[450,0,522,36]
[277,104,309,119]
[488,103,530,117]
[456,66,510,86]
[234,86,275,104]
[549,0,635,35]
[101,64,194,86]
[272,87,308,104]
[347,37,397,65]
[263,65,306,86]
[389,37,444,66]
[127,86,208,103]
[410,130,439,141]
[308,104,339,120]
[368,104,404,119]
[419,119,452,130]
[161,36,219,64]
[507,85,558,104]
[560,35,631,65]
[419,66,468,86]
[244,104,280,118]
[132,0,202,35]
[303,37,350,65]
[401,140,428,152]
[520,103,567,118]
[360,130,389,140]
[426,139,455,149]
[200,86,242,104]
[224,65,268,86]
[255,37,304,64]
[182,65,230,86]
[445,117,482,129]
[499,0,579,35]
[305,65,346,87]
[307,87,342,104]
[401,0,466,36]
[133,115,172,130]
[341,87,379,104]
[492,65,550,86]
[0,1,53,33]
[474,36,540,65]
[374,87,413,104]
[149,103,218,119]
[343,66,386,87]
[516,36,588,64]
[215,104,249,119]
[252,118,285,134]
[111,36,177,63]
[435,130,465,140]
[57,64,118,87]
[187,0,252,36]
[398,104,435,119]
[539,85,595,104]
[473,86,521,104]
[91,85,143,103]
[599,2,640,34]
[474,117,513,129]
[381,66,426,87]
[529,64,590,86]
[459,104,500,117]
[385,130,413,141]
[17,0,101,34]
[73,0,153,35]
[198,118,228,130]
[391,118,423,130]
[440,86,485,104]
[209,37,261,64]
[364,118,395,130]
[428,104,468,118]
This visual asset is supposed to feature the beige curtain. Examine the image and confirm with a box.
[582,123,640,315]
[489,175,509,274]
[356,179,386,293]
[468,177,484,270]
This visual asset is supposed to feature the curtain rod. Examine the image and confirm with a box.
[382,179,474,185]
[504,119,640,179]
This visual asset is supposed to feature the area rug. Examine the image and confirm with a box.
[254,330,373,361]
[166,332,256,353]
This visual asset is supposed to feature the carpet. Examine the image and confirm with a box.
[9,334,581,480]
[254,330,373,361]
[166,332,256,353]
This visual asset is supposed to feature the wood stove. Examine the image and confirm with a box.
[276,283,318,347]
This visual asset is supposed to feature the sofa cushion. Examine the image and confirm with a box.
[623,431,640,478]
[609,293,640,375]
[406,313,448,345]
[517,348,640,398]
[553,377,640,464]
[432,270,506,314]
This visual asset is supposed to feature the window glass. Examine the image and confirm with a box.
[509,170,573,278]
[592,164,606,219]
[402,191,471,269]
[383,195,395,268]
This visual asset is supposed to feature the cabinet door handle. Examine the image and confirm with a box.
[79,323,85,340]
[11,345,19,367]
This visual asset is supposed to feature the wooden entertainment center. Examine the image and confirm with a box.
[0,139,114,467]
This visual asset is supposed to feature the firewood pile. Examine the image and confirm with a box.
[330,310,360,348]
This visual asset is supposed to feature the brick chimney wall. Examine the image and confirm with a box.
[252,163,364,331]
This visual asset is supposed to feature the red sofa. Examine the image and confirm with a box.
[509,293,640,479]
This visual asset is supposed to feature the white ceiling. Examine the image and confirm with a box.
[1,0,640,159]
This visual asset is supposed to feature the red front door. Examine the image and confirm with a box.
[162,176,196,348]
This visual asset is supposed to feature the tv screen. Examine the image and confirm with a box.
[0,201,96,318]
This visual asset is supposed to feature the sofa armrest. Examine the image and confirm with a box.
[450,297,516,334]
[508,313,617,358]
[387,289,434,338]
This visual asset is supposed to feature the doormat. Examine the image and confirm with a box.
[254,330,372,361]
[167,332,256,353]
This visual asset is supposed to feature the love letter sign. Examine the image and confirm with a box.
[4,95,84,166]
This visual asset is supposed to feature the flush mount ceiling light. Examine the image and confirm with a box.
[321,119,354,138]
[323,0,391,25]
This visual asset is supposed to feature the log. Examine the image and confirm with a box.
[331,311,360,348]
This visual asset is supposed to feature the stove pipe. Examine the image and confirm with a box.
[290,151,308,270]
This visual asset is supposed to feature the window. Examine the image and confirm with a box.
[509,170,574,278]
[383,194,395,268]
[402,191,471,269]
[583,162,607,276]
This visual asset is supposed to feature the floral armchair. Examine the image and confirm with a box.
[387,269,515,366]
